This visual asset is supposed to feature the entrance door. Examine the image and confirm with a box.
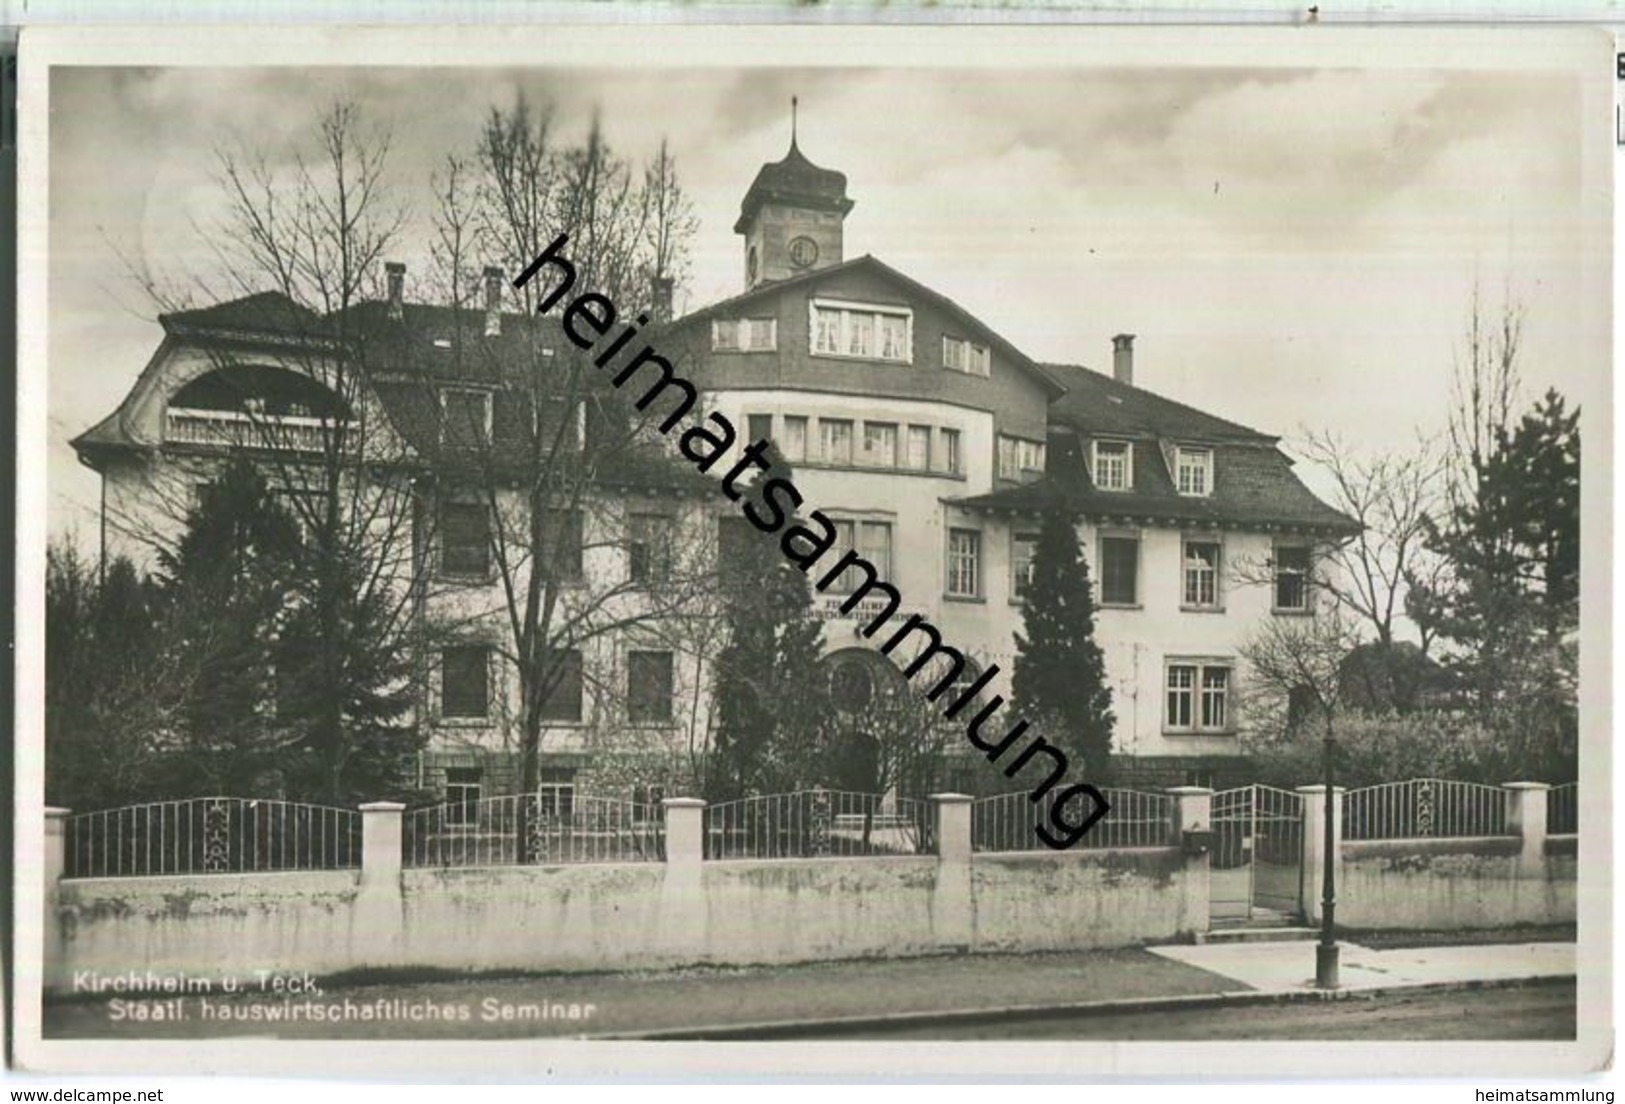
[1209,785,1305,923]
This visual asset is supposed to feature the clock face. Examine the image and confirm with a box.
[788,235,819,269]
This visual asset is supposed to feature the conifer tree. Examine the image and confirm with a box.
[156,457,305,794]
[1011,507,1116,782]
[708,448,831,798]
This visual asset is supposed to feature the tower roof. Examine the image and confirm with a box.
[733,138,855,233]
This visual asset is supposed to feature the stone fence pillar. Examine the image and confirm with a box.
[1504,782,1550,877]
[1297,785,1345,926]
[658,798,708,960]
[662,798,707,868]
[358,801,406,889]
[929,793,973,862]
[44,807,69,992]
[928,793,974,951]
[1166,787,1212,936]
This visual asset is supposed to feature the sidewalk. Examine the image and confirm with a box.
[42,939,1577,1040]
[1149,939,1574,993]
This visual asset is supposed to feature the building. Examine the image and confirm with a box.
[71,131,1358,803]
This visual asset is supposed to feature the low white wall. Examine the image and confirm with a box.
[1337,836,1577,930]
[51,848,1198,991]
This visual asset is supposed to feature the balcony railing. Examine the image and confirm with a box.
[166,407,337,453]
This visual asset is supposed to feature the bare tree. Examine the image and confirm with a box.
[423,101,706,834]
[1292,431,1443,649]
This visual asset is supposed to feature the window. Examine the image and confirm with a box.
[1201,667,1231,730]
[942,428,962,474]
[627,650,674,724]
[537,397,584,452]
[1182,538,1222,609]
[440,502,490,577]
[441,646,490,719]
[440,389,491,447]
[1165,662,1233,734]
[1012,532,1039,600]
[810,300,913,364]
[712,318,777,352]
[537,770,576,818]
[543,509,584,581]
[946,529,981,598]
[905,425,931,471]
[820,419,854,464]
[627,512,672,583]
[1099,534,1140,606]
[943,336,990,377]
[444,767,482,827]
[747,413,773,444]
[998,435,1046,480]
[782,416,808,461]
[539,649,584,723]
[1274,544,1312,612]
[1176,447,1214,496]
[824,519,892,593]
[858,520,893,577]
[1092,440,1132,491]
[863,422,898,467]
[848,312,874,358]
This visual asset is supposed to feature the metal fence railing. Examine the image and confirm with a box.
[403,794,664,867]
[64,797,362,878]
[971,788,1173,853]
[704,790,928,859]
[1341,778,1508,841]
[1546,782,1578,836]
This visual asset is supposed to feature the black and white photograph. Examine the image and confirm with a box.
[11,23,1612,1079]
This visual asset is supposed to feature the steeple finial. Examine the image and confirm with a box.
[791,96,799,148]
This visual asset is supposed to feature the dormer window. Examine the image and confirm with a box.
[1176,446,1214,497]
[810,299,912,364]
[1091,439,1133,491]
[943,336,990,377]
[712,317,777,352]
[440,388,492,448]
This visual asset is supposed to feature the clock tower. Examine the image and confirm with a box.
[734,106,854,291]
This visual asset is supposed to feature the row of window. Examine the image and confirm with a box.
[437,387,585,451]
[711,299,991,378]
[1089,440,1215,498]
[439,504,674,584]
[744,412,963,475]
[440,496,1314,613]
[441,646,675,725]
[973,529,1313,611]
[441,639,1236,737]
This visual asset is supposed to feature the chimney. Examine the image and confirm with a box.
[483,266,504,337]
[1112,333,1136,386]
[385,261,405,321]
[651,275,675,325]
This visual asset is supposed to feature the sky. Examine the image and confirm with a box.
[45,61,1602,545]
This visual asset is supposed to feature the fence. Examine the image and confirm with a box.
[1547,782,1578,835]
[403,793,663,867]
[704,790,928,859]
[1341,778,1507,841]
[63,797,361,878]
[971,787,1174,853]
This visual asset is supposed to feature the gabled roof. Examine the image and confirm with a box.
[674,254,1067,399]
[1041,361,1271,443]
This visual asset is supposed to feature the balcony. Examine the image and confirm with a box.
[166,407,336,453]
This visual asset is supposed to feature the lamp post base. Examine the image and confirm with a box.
[1315,942,1341,989]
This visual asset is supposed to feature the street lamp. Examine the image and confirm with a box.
[1315,723,1339,989]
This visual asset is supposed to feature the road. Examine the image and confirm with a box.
[746,980,1576,1041]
